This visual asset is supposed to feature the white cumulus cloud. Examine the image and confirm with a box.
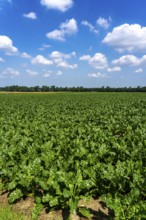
[96,17,111,29]
[2,68,20,77]
[79,55,90,61]
[21,52,32,59]
[46,18,78,41]
[50,50,75,60]
[49,50,77,69]
[57,61,77,69]
[23,12,37,20]
[112,55,146,66]
[40,0,73,12]
[43,70,52,77]
[47,30,64,41]
[80,53,108,69]
[31,55,53,65]
[0,35,18,55]
[88,72,111,78]
[60,18,77,34]
[103,24,146,52]
[135,68,143,73]
[107,66,121,72]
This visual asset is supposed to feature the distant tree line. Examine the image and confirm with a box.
[0,85,146,92]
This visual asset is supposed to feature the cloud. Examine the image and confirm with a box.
[21,52,31,59]
[23,12,37,20]
[0,57,5,62]
[57,61,77,69]
[79,55,91,61]
[112,55,146,66]
[2,68,19,77]
[96,17,111,29]
[50,50,76,61]
[88,72,111,78]
[56,70,63,75]
[0,35,18,55]
[46,18,78,41]
[135,68,143,73]
[40,0,73,12]
[103,24,146,52]
[81,20,98,34]
[42,69,52,77]
[43,73,51,77]
[46,30,65,41]
[26,69,39,77]
[38,44,51,51]
[107,66,121,72]
[43,70,63,77]
[80,53,108,69]
[60,18,78,34]
[31,55,53,65]
[49,50,77,69]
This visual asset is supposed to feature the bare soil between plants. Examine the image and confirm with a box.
[0,191,113,220]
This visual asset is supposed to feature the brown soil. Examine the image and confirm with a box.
[0,191,113,220]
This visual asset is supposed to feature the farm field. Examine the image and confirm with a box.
[0,92,146,220]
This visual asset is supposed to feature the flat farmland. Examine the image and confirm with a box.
[0,92,146,219]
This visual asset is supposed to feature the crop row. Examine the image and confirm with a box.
[0,93,146,219]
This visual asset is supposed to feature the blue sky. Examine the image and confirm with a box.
[0,0,146,87]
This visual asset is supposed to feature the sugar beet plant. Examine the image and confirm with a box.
[0,92,146,219]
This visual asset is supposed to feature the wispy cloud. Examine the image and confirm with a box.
[38,44,51,51]
[81,20,98,34]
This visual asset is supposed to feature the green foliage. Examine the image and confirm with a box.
[8,189,23,203]
[0,92,146,219]
[78,207,91,218]
[102,192,146,219]
[32,203,43,220]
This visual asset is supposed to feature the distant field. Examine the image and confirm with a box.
[0,92,146,219]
